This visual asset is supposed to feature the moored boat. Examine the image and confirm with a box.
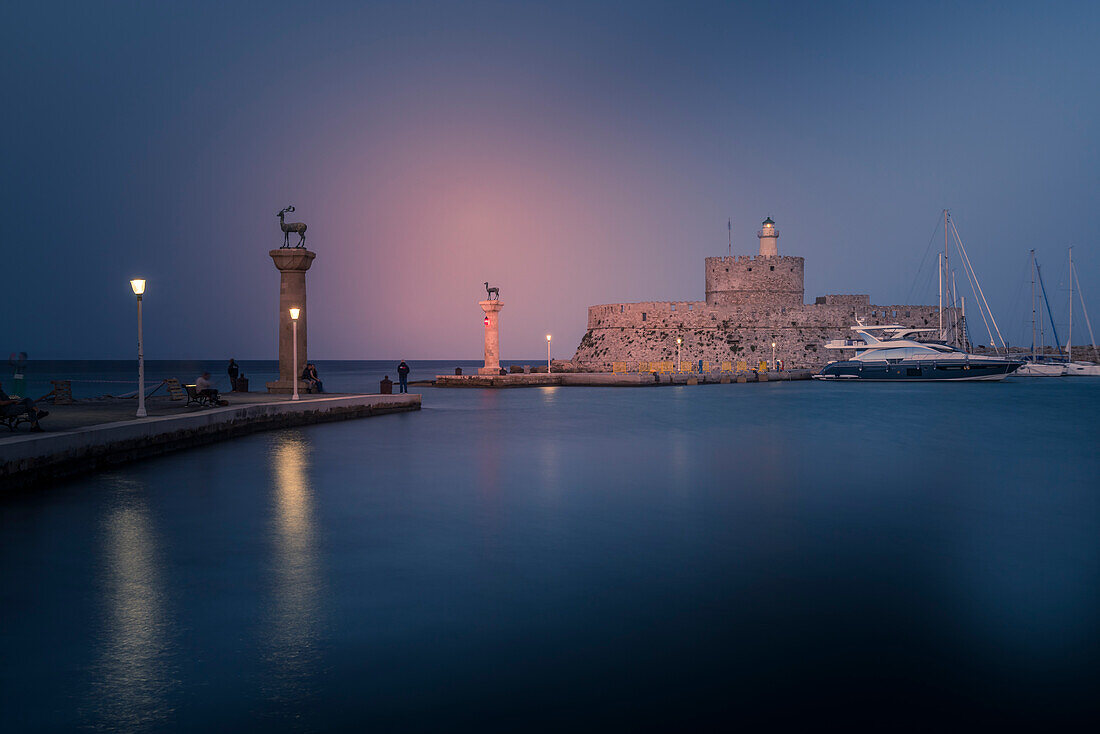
[814,324,1023,381]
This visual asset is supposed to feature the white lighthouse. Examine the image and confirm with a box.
[757,216,778,257]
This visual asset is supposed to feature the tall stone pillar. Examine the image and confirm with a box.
[478,300,504,375]
[266,248,316,394]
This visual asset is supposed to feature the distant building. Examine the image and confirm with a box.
[571,217,962,370]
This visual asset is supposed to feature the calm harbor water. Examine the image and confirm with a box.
[2,366,1099,729]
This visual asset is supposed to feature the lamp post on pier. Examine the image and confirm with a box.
[546,334,552,374]
[130,279,147,417]
[676,337,682,372]
[290,307,300,400]
[771,341,777,372]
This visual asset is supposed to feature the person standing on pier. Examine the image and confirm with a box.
[397,360,410,393]
[227,359,239,390]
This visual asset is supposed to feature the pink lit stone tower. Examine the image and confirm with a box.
[266,248,316,393]
[478,299,504,375]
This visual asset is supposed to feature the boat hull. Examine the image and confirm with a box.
[1015,363,1065,377]
[815,359,1022,381]
[1065,361,1100,376]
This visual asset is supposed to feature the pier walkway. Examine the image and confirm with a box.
[433,370,813,387]
[1,392,420,488]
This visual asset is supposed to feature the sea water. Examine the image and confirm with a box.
[1,369,1099,729]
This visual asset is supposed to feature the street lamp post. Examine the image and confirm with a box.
[771,341,777,372]
[130,279,147,417]
[546,334,552,374]
[290,307,300,400]
[676,337,682,373]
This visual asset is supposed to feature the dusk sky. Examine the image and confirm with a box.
[5,0,1099,360]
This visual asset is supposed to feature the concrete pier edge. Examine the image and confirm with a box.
[1,394,420,489]
[433,370,812,387]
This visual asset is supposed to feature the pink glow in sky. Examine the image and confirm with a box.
[5,2,1099,359]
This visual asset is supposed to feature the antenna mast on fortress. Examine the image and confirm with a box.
[728,218,732,256]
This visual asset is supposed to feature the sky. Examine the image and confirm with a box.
[4,0,1099,360]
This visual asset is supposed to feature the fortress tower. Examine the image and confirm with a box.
[757,216,778,257]
[704,216,804,307]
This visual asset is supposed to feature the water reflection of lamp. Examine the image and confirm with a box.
[93,496,172,728]
[266,432,321,704]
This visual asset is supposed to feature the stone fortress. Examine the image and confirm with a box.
[570,217,962,371]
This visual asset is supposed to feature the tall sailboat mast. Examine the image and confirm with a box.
[943,209,950,340]
[1068,246,1073,362]
[1030,249,1036,362]
[938,252,943,339]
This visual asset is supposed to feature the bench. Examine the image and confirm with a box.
[1,401,42,432]
[184,384,220,408]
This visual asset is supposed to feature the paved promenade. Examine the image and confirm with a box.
[433,370,813,387]
[1,392,420,488]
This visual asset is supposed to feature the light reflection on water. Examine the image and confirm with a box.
[87,482,174,731]
[262,432,323,714]
[2,379,1098,729]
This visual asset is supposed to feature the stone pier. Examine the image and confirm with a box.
[478,300,504,375]
[266,248,316,394]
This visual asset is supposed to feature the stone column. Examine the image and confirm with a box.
[478,300,504,375]
[266,248,316,394]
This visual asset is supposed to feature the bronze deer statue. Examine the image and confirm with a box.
[484,282,499,300]
[277,206,307,248]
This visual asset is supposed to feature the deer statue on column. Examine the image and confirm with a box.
[277,206,308,248]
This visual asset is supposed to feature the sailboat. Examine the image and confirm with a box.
[1065,246,1100,376]
[1015,250,1065,376]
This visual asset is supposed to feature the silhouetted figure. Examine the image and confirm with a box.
[397,361,410,393]
[227,359,239,390]
[302,363,324,393]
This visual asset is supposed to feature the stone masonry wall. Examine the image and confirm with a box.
[704,255,804,307]
[574,302,960,371]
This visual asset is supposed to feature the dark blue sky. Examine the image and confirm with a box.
[5,1,1099,359]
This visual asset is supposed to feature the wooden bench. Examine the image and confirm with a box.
[1,401,42,431]
[183,384,219,408]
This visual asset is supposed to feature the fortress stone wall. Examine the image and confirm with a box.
[571,218,961,371]
[705,255,804,306]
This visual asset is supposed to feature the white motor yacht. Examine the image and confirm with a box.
[815,324,1023,381]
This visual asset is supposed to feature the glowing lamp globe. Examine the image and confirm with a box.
[130,279,146,296]
[289,307,300,320]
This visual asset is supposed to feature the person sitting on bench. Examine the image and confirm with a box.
[302,363,324,393]
[195,372,220,403]
[0,381,49,432]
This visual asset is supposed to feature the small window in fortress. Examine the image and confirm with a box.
[642,312,647,321]
[872,311,877,317]
[671,304,676,311]
[620,305,624,313]
[770,265,775,271]
[747,267,752,272]
[688,304,693,311]
[905,311,910,317]
[725,268,729,272]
